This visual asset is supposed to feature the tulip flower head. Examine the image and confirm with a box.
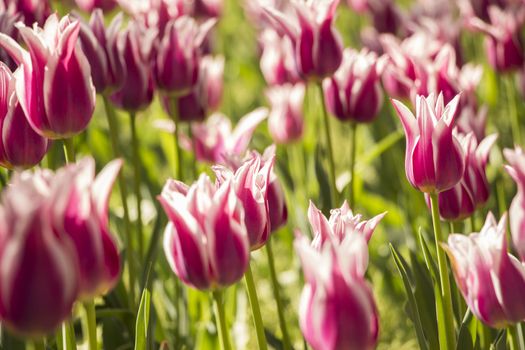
[261,145,288,232]
[0,62,48,169]
[266,83,305,143]
[76,0,117,12]
[259,29,300,86]
[0,170,79,336]
[504,146,525,262]
[457,105,488,142]
[391,93,465,193]
[444,213,525,328]
[0,14,96,139]
[159,174,250,290]
[2,0,51,26]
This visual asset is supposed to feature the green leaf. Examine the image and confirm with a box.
[314,144,332,214]
[456,309,476,350]
[135,269,153,350]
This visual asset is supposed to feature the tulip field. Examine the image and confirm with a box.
[2,0,525,349]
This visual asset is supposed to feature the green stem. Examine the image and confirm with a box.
[265,237,292,350]
[505,74,521,145]
[102,95,136,307]
[449,221,465,322]
[62,321,76,350]
[129,113,144,260]
[31,339,45,350]
[212,290,232,350]
[62,138,75,164]
[430,193,456,350]
[508,325,520,350]
[188,124,197,179]
[244,263,268,350]
[349,122,357,208]
[169,98,183,181]
[318,83,337,206]
[83,300,97,350]
[470,215,476,232]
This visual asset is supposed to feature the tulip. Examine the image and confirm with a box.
[154,16,215,95]
[51,158,122,299]
[262,146,288,232]
[0,14,96,139]
[266,83,305,143]
[0,62,47,169]
[0,170,78,336]
[457,105,488,142]
[295,233,379,350]
[308,201,385,249]
[76,0,117,12]
[323,48,383,123]
[264,0,343,79]
[158,174,250,290]
[391,93,464,193]
[0,7,19,71]
[78,10,126,94]
[119,0,188,35]
[469,6,525,72]
[444,213,525,327]
[3,0,51,25]
[110,20,156,111]
[259,29,300,86]
[504,146,525,262]
[194,0,223,18]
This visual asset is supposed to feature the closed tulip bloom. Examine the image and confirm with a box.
[259,29,300,86]
[0,14,96,139]
[296,233,379,350]
[78,10,126,94]
[261,146,288,232]
[457,105,488,142]
[154,16,215,95]
[0,170,78,336]
[193,0,223,18]
[267,83,305,144]
[264,0,343,79]
[75,0,117,12]
[504,146,525,262]
[0,7,19,71]
[308,201,385,249]
[51,158,122,299]
[391,93,464,193]
[119,0,188,35]
[110,20,156,111]
[158,174,250,290]
[0,62,47,169]
[323,48,383,123]
[3,0,51,25]
[444,213,525,328]
[469,6,525,72]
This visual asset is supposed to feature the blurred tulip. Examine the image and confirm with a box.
[261,145,288,232]
[264,0,343,79]
[469,6,525,72]
[154,16,215,95]
[504,146,525,261]
[259,29,300,86]
[0,62,47,169]
[444,213,525,328]
[323,48,383,123]
[0,7,19,71]
[0,14,96,139]
[119,0,187,35]
[308,201,385,249]
[194,0,223,18]
[51,158,121,299]
[158,174,250,290]
[1,0,51,25]
[78,9,126,94]
[0,170,78,336]
[266,83,305,143]
[110,20,156,111]
[391,93,464,193]
[458,0,506,22]
[457,105,488,141]
[368,0,401,34]
[75,0,117,12]
[295,233,379,350]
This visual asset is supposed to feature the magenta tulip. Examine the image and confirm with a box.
[266,83,305,144]
[0,170,78,336]
[261,146,288,232]
[0,7,19,71]
[75,0,117,12]
[457,105,488,142]
[391,93,464,193]
[504,146,525,262]
[259,29,300,86]
[158,174,250,290]
[444,213,525,327]
[323,48,383,123]
[2,0,51,25]
[0,14,96,139]
[0,62,47,169]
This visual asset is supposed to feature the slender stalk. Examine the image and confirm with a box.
[188,124,197,179]
[212,290,232,350]
[470,215,476,232]
[83,300,97,350]
[430,193,456,350]
[244,263,268,350]
[169,97,183,180]
[504,74,521,145]
[129,113,144,260]
[62,138,75,164]
[349,122,357,208]
[102,95,136,307]
[449,221,465,321]
[317,83,337,206]
[508,325,520,350]
[62,321,76,350]
[265,237,292,350]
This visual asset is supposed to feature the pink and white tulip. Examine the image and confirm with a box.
[266,83,305,144]
[504,146,525,262]
[259,29,300,86]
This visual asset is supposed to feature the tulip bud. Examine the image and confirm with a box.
[154,16,215,95]
[504,146,525,262]
[0,62,48,169]
[119,0,188,35]
[457,105,488,142]
[295,233,379,350]
[0,170,78,336]
[259,29,300,86]
[391,93,465,193]
[266,83,305,144]
[75,0,117,12]
[264,0,343,80]
[51,158,122,299]
[78,10,126,94]
[444,213,525,328]
[0,14,96,139]
[194,0,223,18]
[323,48,383,123]
[158,174,250,290]
[7,0,51,26]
